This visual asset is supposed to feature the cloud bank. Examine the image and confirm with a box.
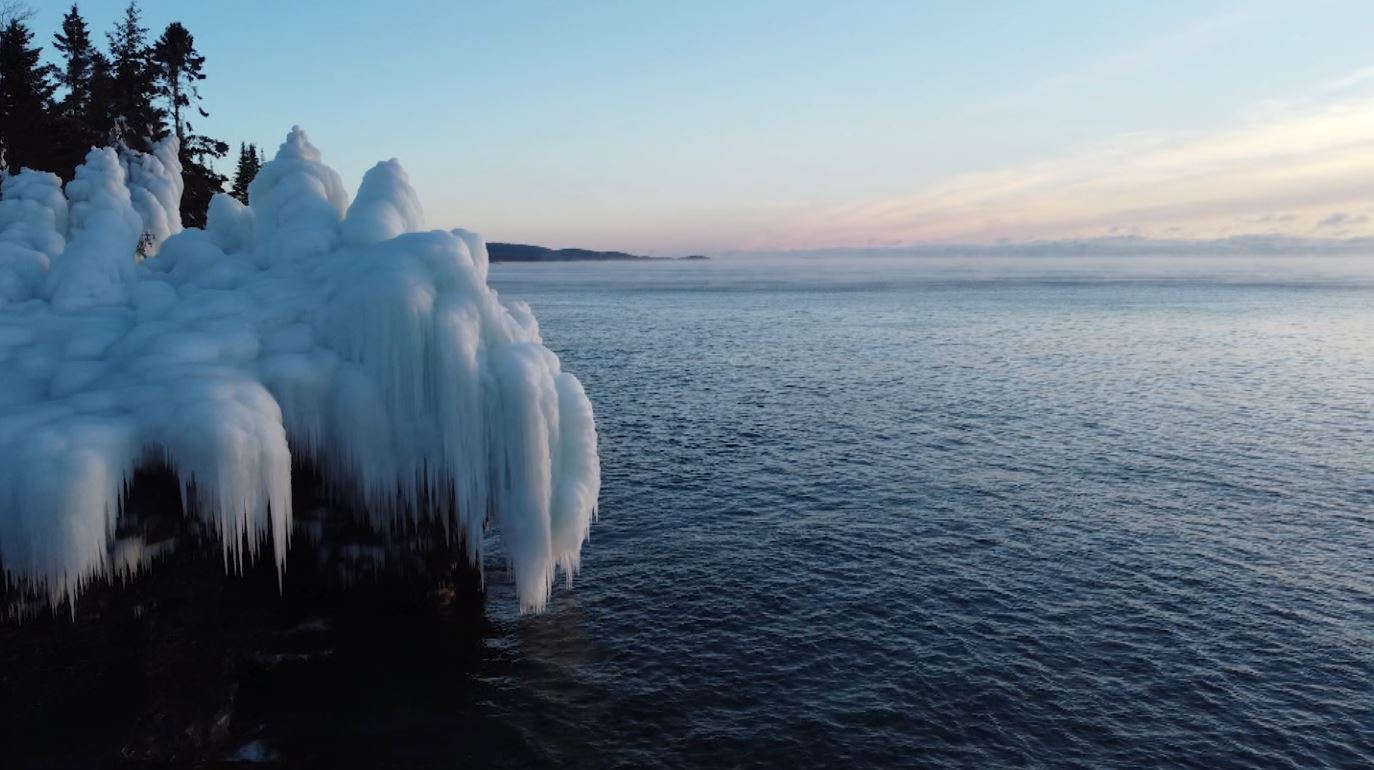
[750,67,1374,251]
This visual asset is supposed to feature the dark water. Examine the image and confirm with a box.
[474,257,1374,769]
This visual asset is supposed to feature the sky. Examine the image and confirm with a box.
[26,0,1374,255]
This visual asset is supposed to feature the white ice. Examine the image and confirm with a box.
[0,129,600,613]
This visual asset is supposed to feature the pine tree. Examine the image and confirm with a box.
[150,22,201,146]
[50,4,101,174]
[86,48,112,139]
[0,14,58,174]
[106,1,163,150]
[151,21,224,227]
[250,143,264,188]
[52,5,91,119]
[229,141,262,204]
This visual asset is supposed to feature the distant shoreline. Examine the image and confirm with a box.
[488,243,707,263]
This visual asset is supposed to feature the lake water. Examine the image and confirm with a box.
[440,256,1372,768]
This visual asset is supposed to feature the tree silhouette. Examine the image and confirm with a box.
[150,22,200,146]
[0,13,58,173]
[52,5,92,119]
[151,20,224,227]
[50,4,102,174]
[106,1,163,150]
[229,142,264,204]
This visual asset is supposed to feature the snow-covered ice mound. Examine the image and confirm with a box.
[0,128,599,612]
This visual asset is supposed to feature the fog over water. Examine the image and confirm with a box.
[697,252,1374,284]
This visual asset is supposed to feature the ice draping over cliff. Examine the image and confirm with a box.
[0,129,599,613]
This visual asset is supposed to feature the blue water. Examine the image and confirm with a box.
[473,257,1374,769]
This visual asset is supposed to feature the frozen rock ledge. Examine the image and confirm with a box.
[0,128,600,613]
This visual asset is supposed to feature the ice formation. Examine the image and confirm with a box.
[0,129,599,612]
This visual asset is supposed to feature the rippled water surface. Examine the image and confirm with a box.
[475,257,1374,768]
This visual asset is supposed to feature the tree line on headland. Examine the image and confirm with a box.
[0,1,262,227]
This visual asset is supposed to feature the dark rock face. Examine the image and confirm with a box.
[0,464,489,768]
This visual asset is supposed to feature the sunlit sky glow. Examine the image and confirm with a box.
[33,0,1374,254]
